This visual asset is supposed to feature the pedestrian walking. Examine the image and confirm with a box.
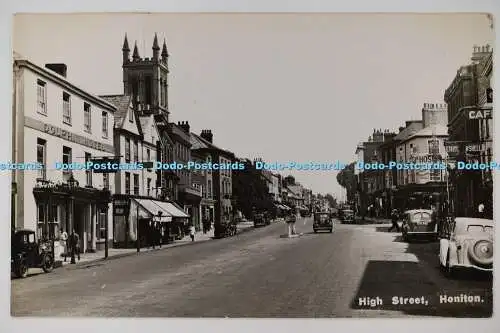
[189,224,196,241]
[388,209,400,232]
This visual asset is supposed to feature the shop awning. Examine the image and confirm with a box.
[154,201,190,218]
[135,199,173,222]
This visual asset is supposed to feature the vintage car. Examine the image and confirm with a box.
[313,212,334,233]
[438,217,493,277]
[401,209,436,242]
[11,229,54,278]
[253,212,270,227]
[340,209,354,223]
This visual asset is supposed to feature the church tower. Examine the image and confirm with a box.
[122,33,170,118]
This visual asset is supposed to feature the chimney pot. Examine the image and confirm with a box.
[45,63,67,78]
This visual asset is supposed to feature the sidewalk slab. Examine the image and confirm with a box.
[60,221,255,269]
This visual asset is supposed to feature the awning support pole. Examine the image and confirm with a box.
[136,202,140,253]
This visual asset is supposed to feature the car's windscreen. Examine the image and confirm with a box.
[410,212,431,223]
[318,214,328,220]
[467,225,493,233]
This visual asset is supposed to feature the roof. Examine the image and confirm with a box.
[453,217,493,235]
[287,185,303,197]
[393,121,423,141]
[454,217,493,226]
[99,95,133,128]
[190,132,235,158]
[14,57,117,112]
[404,125,448,142]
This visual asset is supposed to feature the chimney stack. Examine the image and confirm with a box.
[200,129,213,143]
[45,63,67,78]
[178,121,190,133]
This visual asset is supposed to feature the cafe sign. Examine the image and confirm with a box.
[24,116,114,153]
[468,109,492,120]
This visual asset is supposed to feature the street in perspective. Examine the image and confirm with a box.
[11,216,492,317]
[10,13,493,318]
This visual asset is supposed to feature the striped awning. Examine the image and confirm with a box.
[134,199,173,223]
[154,201,190,218]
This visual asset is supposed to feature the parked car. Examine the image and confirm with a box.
[253,212,269,227]
[340,209,354,223]
[313,212,334,233]
[401,209,436,242]
[438,217,493,277]
[11,229,54,278]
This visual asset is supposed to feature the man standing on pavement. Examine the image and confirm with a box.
[388,209,400,232]
[69,230,80,264]
[189,224,196,241]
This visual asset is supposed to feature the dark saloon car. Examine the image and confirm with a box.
[313,212,334,233]
[253,212,270,227]
[401,209,436,242]
[11,229,54,278]
[340,209,354,223]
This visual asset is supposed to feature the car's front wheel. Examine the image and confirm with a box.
[42,253,54,273]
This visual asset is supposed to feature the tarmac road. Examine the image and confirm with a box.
[11,217,492,317]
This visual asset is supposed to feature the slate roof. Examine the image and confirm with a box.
[99,95,133,128]
[287,185,303,197]
[405,124,448,142]
[190,132,235,158]
[393,121,423,141]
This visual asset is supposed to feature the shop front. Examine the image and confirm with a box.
[32,177,112,259]
[394,182,446,212]
[200,198,216,233]
[178,186,202,232]
[112,194,190,247]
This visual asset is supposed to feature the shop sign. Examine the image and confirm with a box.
[113,199,129,216]
[24,116,115,153]
[445,144,460,154]
[468,109,492,120]
[465,144,482,153]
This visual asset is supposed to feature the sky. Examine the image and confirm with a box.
[12,13,494,199]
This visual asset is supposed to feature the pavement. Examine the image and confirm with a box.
[54,221,256,268]
[11,218,492,317]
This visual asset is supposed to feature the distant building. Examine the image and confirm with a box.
[394,103,448,210]
[169,121,202,230]
[190,130,236,238]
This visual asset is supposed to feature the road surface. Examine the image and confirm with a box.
[11,217,492,317]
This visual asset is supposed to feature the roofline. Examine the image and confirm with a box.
[399,132,449,144]
[190,132,235,158]
[14,59,117,112]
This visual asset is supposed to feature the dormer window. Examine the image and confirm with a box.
[129,106,134,123]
